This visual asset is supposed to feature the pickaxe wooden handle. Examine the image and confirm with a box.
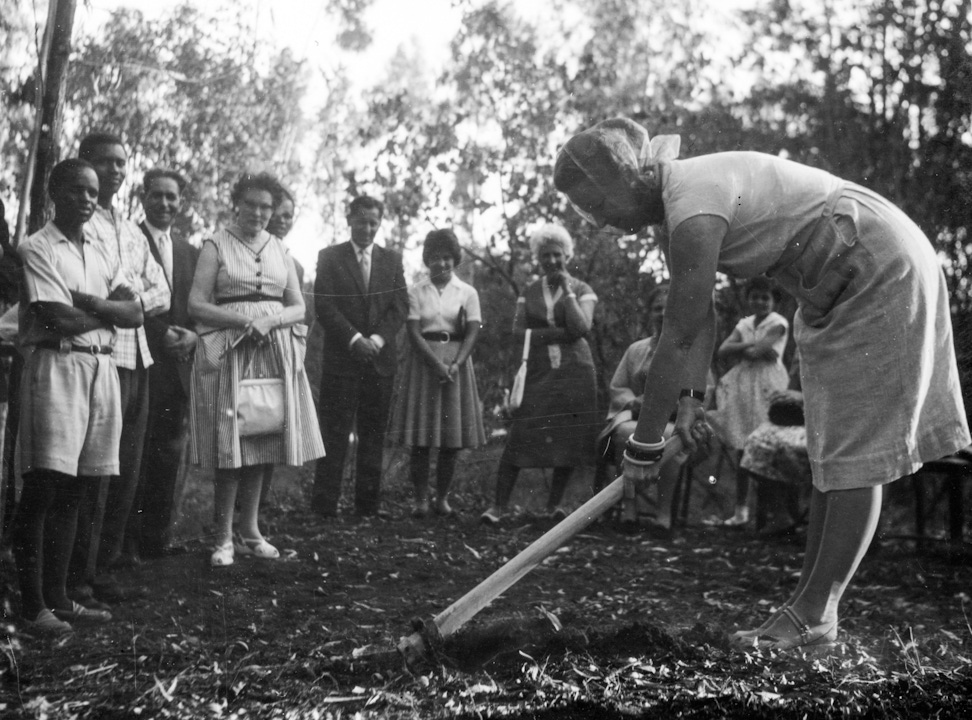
[398,435,685,664]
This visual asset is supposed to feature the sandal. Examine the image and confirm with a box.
[234,536,280,559]
[546,507,569,523]
[210,541,235,567]
[434,498,454,517]
[754,606,838,651]
[730,604,789,644]
[26,608,74,637]
[52,601,112,624]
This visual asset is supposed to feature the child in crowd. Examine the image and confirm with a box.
[714,276,790,526]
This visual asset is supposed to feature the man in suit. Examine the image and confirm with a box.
[127,169,198,560]
[313,195,407,517]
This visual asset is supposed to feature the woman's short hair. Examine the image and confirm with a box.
[647,282,670,307]
[278,186,295,207]
[230,172,283,210]
[529,223,574,260]
[744,275,777,299]
[423,228,462,265]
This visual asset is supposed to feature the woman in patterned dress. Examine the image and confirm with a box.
[554,117,969,650]
[188,173,324,568]
[480,224,599,525]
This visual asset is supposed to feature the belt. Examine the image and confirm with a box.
[215,294,283,305]
[421,331,463,343]
[35,341,113,355]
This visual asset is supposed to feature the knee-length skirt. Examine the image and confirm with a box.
[504,359,599,468]
[390,339,485,449]
[188,300,325,469]
[772,185,970,490]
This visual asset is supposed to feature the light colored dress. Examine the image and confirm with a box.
[391,274,486,449]
[715,311,790,449]
[663,151,970,490]
[188,229,324,469]
[504,278,599,468]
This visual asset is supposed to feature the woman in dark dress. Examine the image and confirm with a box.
[481,224,599,525]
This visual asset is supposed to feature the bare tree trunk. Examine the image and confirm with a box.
[26,0,79,236]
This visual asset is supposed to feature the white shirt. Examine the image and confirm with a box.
[407,274,482,333]
[144,220,173,286]
[348,243,383,350]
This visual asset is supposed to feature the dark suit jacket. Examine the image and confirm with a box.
[140,222,199,393]
[314,241,407,378]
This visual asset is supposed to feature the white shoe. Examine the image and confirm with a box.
[210,541,235,567]
[723,506,750,527]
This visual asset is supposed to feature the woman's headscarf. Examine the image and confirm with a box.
[554,118,681,223]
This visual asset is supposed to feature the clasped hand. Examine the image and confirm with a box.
[244,315,278,342]
[163,326,198,361]
[435,359,459,384]
[351,336,380,362]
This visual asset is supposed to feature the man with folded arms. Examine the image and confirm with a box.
[13,158,143,635]
[68,132,170,607]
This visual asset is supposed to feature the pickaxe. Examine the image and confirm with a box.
[397,436,686,665]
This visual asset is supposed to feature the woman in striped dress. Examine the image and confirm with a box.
[188,172,324,568]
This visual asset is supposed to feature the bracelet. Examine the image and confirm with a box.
[626,435,665,452]
[625,435,664,463]
[622,449,657,467]
[679,388,706,402]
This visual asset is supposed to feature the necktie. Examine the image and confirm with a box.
[158,233,173,285]
[359,248,371,291]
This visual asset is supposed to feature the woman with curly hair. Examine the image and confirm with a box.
[188,172,324,567]
[480,224,599,525]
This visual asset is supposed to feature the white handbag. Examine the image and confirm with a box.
[236,348,285,437]
[506,329,531,413]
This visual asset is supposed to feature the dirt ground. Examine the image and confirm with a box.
[2,444,971,719]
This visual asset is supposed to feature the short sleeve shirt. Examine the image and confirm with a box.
[662,152,843,278]
[407,274,482,334]
[19,221,124,348]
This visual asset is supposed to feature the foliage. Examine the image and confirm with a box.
[736,0,972,307]
[61,4,311,237]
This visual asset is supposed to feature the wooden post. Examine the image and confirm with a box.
[25,0,79,237]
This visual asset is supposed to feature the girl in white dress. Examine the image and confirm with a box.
[715,276,790,525]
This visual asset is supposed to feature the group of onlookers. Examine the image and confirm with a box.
[0,133,331,636]
[0,135,825,639]
[5,115,967,659]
